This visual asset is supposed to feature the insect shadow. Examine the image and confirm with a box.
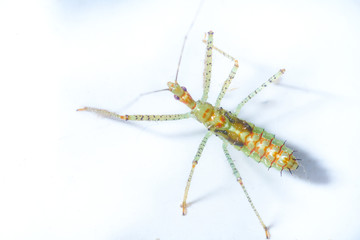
[286,142,330,184]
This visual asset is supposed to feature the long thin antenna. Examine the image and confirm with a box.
[175,0,205,83]
[116,88,169,112]
[139,88,169,97]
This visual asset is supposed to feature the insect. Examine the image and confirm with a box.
[77,31,299,239]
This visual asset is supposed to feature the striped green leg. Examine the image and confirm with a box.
[215,60,239,108]
[77,107,191,121]
[181,131,212,215]
[201,31,214,102]
[234,69,285,115]
[222,142,270,239]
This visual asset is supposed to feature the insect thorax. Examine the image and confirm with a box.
[191,101,252,146]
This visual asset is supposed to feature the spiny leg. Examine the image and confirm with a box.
[77,107,191,121]
[200,32,239,107]
[202,36,237,62]
[234,69,285,115]
[201,31,214,102]
[181,131,212,215]
[215,60,239,108]
[222,142,270,239]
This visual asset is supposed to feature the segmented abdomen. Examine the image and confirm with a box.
[194,103,298,172]
[238,124,298,171]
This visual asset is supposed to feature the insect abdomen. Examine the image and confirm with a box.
[194,104,298,172]
[238,125,298,171]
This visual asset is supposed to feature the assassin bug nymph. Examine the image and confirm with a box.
[77,31,299,239]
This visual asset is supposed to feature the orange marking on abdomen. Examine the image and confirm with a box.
[270,158,277,167]
[244,132,253,146]
[250,131,263,154]
[282,151,294,169]
[260,138,274,159]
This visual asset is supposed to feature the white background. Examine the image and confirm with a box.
[1,0,360,239]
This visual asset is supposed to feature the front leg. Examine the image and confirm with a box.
[201,31,214,102]
[77,107,191,121]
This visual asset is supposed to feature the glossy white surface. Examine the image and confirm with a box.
[1,0,359,239]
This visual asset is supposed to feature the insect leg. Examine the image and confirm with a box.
[181,131,212,215]
[77,107,191,121]
[234,69,285,115]
[215,60,239,108]
[202,37,236,62]
[222,142,270,239]
[201,31,214,102]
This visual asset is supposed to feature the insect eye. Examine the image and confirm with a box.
[181,86,187,92]
[174,95,180,100]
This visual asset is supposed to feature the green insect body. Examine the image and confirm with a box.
[199,103,298,172]
[168,77,298,173]
[78,31,299,239]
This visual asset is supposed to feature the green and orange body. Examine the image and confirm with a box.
[193,102,297,171]
[167,82,298,172]
[78,31,299,239]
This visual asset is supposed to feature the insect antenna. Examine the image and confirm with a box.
[118,88,169,111]
[139,88,169,97]
[174,0,204,84]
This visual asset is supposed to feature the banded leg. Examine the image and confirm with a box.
[222,142,270,239]
[234,69,285,115]
[181,131,212,215]
[215,60,239,108]
[202,37,236,62]
[77,107,191,121]
[201,31,214,102]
